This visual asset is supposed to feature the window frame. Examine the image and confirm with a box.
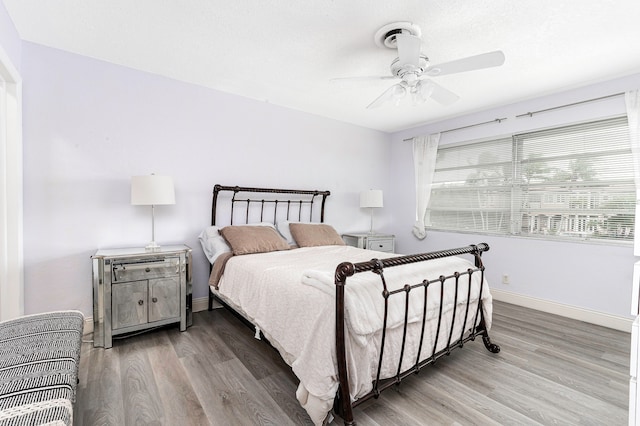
[425,115,634,245]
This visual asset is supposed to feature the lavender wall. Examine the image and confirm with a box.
[388,73,640,319]
[20,42,392,316]
[15,34,640,321]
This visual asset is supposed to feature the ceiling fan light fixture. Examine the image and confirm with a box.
[392,84,407,105]
[410,91,421,106]
[417,80,435,98]
[392,84,406,98]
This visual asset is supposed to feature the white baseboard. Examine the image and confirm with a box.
[83,317,93,335]
[193,296,216,312]
[491,289,633,333]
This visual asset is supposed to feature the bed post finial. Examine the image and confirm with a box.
[470,243,489,268]
[212,185,222,226]
[320,191,330,223]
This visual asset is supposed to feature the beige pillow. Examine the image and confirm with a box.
[289,223,345,247]
[219,225,290,255]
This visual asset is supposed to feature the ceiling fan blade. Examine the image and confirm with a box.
[427,80,460,106]
[330,75,398,87]
[426,50,505,77]
[395,33,421,68]
[366,83,406,109]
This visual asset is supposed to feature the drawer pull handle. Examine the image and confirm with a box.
[145,267,151,273]
[152,297,158,303]
[138,300,144,306]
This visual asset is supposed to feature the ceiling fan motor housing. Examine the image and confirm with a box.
[390,56,429,79]
[375,22,428,80]
[374,22,422,49]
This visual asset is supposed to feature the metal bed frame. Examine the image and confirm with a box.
[208,184,500,425]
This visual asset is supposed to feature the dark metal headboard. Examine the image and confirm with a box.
[211,184,331,226]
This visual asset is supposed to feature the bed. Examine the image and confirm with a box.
[200,184,500,425]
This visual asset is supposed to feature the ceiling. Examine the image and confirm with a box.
[4,0,640,133]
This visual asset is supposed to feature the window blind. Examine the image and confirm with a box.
[427,116,634,242]
[429,137,513,233]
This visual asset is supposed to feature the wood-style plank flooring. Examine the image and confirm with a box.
[75,301,631,425]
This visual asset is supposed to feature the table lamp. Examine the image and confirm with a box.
[131,174,175,250]
[360,189,383,234]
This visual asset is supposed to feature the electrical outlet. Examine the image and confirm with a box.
[502,274,510,284]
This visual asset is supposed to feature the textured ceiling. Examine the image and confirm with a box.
[4,0,640,132]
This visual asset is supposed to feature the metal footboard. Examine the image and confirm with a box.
[333,243,500,425]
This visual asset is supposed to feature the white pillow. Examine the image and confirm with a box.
[276,220,295,245]
[198,222,275,264]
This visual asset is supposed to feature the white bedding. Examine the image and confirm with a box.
[213,245,492,425]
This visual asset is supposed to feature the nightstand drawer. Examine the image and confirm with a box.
[342,233,395,253]
[112,257,180,282]
[366,238,394,252]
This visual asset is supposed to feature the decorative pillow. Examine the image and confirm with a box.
[289,223,345,247]
[198,222,275,263]
[220,225,290,255]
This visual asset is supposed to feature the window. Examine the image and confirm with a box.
[427,117,634,242]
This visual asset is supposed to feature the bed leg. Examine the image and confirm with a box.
[208,291,214,311]
[477,302,500,353]
[333,388,355,426]
[481,332,501,353]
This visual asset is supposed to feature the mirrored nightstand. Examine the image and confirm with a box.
[91,244,192,348]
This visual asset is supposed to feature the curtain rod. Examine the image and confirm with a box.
[515,92,625,118]
[402,117,507,142]
[403,91,626,142]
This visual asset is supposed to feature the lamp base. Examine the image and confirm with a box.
[145,241,161,252]
[368,208,375,235]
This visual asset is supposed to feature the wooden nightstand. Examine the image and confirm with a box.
[342,233,395,253]
[91,244,192,348]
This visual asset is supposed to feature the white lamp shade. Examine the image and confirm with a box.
[131,175,175,205]
[360,190,383,208]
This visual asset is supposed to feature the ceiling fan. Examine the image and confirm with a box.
[335,22,506,109]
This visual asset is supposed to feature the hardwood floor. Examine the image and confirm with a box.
[75,301,630,425]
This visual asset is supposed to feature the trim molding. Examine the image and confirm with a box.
[83,317,93,335]
[193,296,216,312]
[491,289,633,333]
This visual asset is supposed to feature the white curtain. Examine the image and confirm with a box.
[412,133,440,239]
[626,90,640,256]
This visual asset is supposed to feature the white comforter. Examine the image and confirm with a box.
[214,245,492,425]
